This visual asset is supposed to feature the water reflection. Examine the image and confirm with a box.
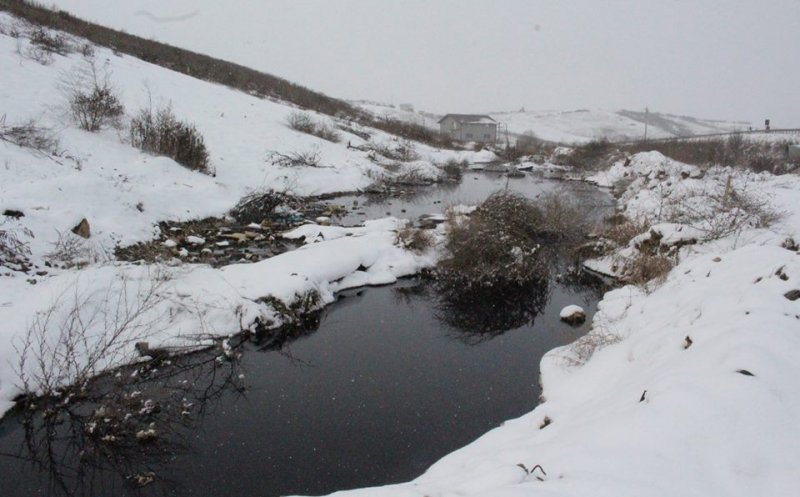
[395,279,552,344]
[0,344,247,496]
[435,281,551,343]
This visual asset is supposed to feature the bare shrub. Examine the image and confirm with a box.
[536,192,593,248]
[286,111,340,143]
[440,158,466,181]
[46,230,108,269]
[259,289,322,329]
[662,173,780,240]
[28,26,70,54]
[560,327,622,367]
[337,123,371,141]
[24,26,70,64]
[230,188,289,223]
[566,139,619,170]
[393,167,435,186]
[437,191,550,290]
[61,57,124,132]
[1,219,32,270]
[378,139,419,162]
[14,270,170,398]
[286,111,315,133]
[130,104,210,173]
[268,148,323,168]
[601,215,649,248]
[0,115,59,154]
[621,252,674,286]
[395,226,434,253]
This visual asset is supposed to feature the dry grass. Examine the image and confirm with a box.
[623,135,796,173]
[130,104,210,173]
[621,252,674,286]
[286,111,340,143]
[601,215,649,248]
[560,327,622,367]
[395,226,434,253]
[0,115,59,154]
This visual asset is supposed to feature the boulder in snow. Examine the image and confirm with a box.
[71,218,91,239]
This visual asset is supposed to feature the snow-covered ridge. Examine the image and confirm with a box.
[353,102,751,144]
[314,153,800,497]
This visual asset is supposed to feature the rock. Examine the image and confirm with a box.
[71,218,90,238]
[2,209,24,218]
[560,305,586,325]
[222,233,248,243]
[186,235,206,245]
[785,289,800,301]
[163,239,178,248]
[315,216,331,226]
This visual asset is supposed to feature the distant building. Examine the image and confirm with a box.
[438,114,497,143]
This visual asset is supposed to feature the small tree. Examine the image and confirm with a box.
[61,57,124,132]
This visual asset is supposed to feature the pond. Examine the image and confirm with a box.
[0,172,614,497]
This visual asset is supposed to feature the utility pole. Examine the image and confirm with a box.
[643,106,649,142]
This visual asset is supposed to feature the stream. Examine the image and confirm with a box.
[0,172,614,497]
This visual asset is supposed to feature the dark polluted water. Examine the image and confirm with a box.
[0,276,605,497]
[0,173,614,496]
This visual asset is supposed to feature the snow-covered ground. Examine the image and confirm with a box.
[301,154,800,497]
[2,9,800,497]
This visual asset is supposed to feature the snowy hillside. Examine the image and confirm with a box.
[492,108,750,143]
[0,12,485,413]
[0,12,486,260]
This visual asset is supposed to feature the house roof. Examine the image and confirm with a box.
[438,114,496,124]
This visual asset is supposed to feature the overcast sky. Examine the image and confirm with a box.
[52,0,800,125]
